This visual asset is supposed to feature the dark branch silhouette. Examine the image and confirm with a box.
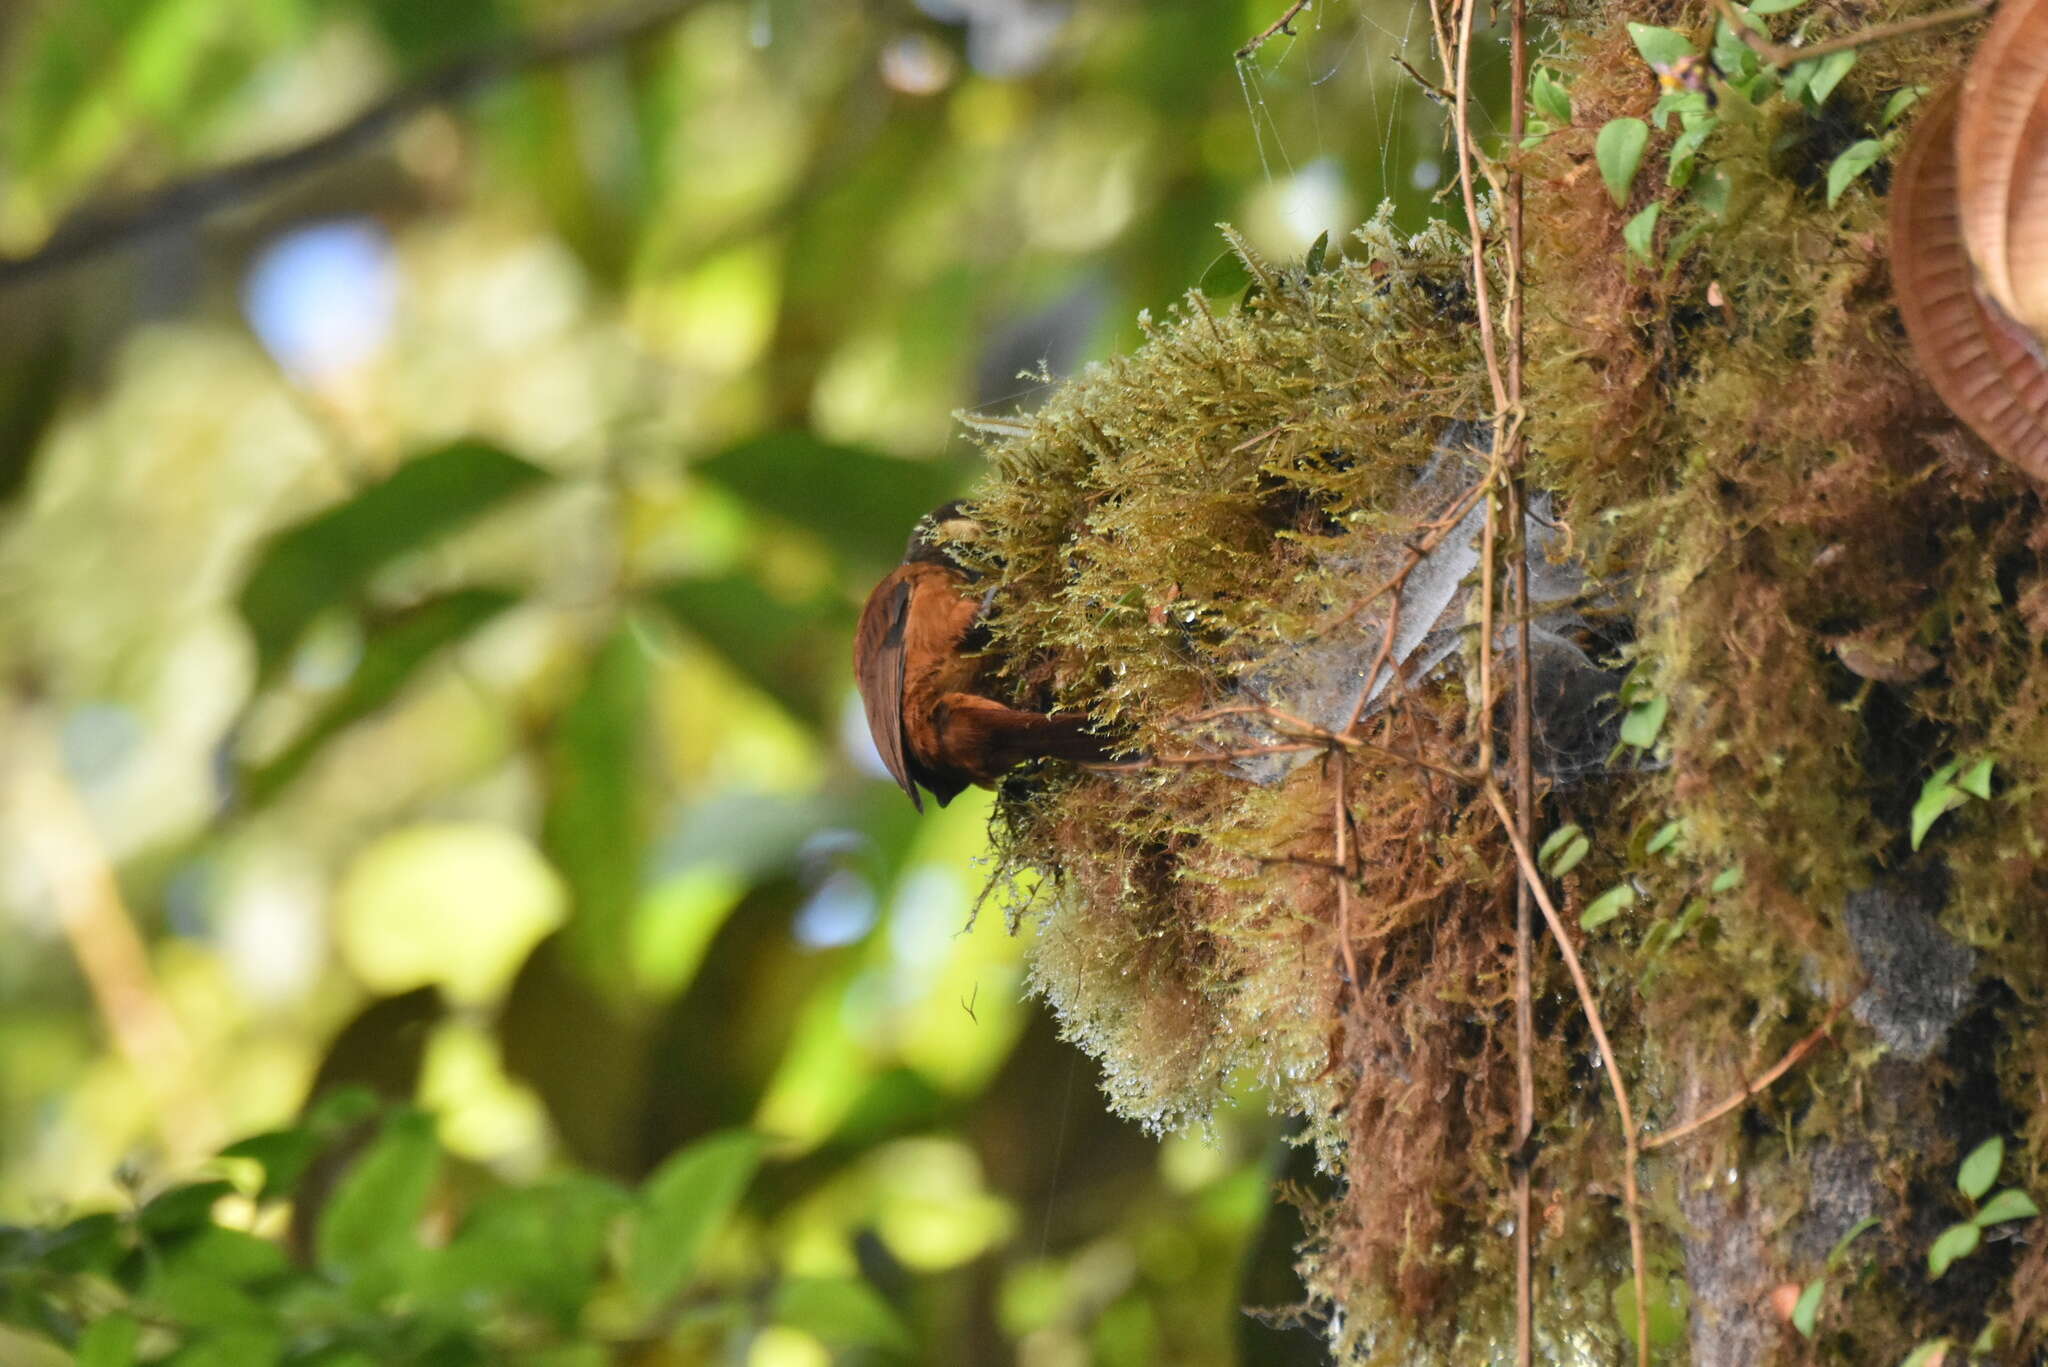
[0,0,709,291]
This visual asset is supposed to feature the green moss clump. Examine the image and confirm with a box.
[955,6,2048,1360]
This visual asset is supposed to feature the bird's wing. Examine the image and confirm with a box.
[854,573,922,810]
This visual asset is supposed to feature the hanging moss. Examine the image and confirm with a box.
[949,4,2048,1361]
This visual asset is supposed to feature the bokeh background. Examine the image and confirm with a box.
[0,1,1472,1360]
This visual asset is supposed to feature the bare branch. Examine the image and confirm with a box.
[1641,988,1862,1151]
[1236,1,1315,60]
[1705,0,1988,68]
[0,0,712,290]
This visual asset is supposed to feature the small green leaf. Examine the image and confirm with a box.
[1712,14,1763,79]
[1900,1339,1951,1367]
[77,1313,140,1367]
[1791,1277,1825,1337]
[238,587,520,810]
[1580,882,1636,930]
[1973,1321,2002,1355]
[1749,0,1807,12]
[1610,1271,1689,1348]
[1780,59,1816,104]
[1826,1215,1881,1266]
[1304,230,1330,276]
[1624,202,1663,262]
[1928,1221,1980,1278]
[1532,68,1573,124]
[317,1108,438,1280]
[1538,823,1582,863]
[1882,85,1926,128]
[775,1277,914,1351]
[138,1181,236,1235]
[1691,165,1735,220]
[1645,820,1684,856]
[632,1130,764,1308]
[1974,1188,2039,1226]
[1667,124,1716,187]
[1958,757,1994,800]
[1959,1136,2004,1200]
[1597,117,1652,208]
[1540,824,1591,877]
[1620,694,1669,748]
[1628,23,1695,69]
[220,1129,321,1203]
[1826,139,1885,207]
[1805,49,1857,106]
[1911,761,1969,850]
[236,440,549,684]
[1710,865,1743,893]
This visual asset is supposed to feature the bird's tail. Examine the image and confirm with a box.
[933,694,1118,778]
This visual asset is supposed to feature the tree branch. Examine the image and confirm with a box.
[0,0,711,290]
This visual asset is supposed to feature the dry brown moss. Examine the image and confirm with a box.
[957,4,2048,1359]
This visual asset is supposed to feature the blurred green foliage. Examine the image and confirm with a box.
[0,0,1453,1360]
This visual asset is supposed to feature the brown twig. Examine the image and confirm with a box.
[0,0,713,289]
[15,713,220,1159]
[1236,1,1316,60]
[1505,0,1534,1354]
[1641,988,1863,1150]
[1092,741,1326,771]
[1315,472,1489,638]
[1486,781,1648,1367]
[1331,749,1362,1005]
[1705,0,1989,68]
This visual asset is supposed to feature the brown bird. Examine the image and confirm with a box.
[854,501,1110,810]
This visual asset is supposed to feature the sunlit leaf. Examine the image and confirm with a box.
[1900,1339,1951,1367]
[1927,1222,1979,1278]
[543,627,650,993]
[1620,694,1668,748]
[694,432,963,569]
[1596,117,1652,208]
[631,1130,764,1308]
[1791,1277,1824,1337]
[221,1130,321,1204]
[775,1276,914,1351]
[236,440,549,683]
[1610,1270,1688,1347]
[1532,68,1573,123]
[1624,202,1662,261]
[1805,50,1857,107]
[1627,23,1694,69]
[1957,757,1995,800]
[647,575,839,722]
[1911,760,1970,850]
[76,1313,139,1367]
[137,1182,234,1236]
[1827,139,1886,207]
[1538,823,1586,874]
[1958,1136,2004,1200]
[1882,85,1926,128]
[239,588,519,809]
[315,1109,438,1284]
[1973,1188,2039,1226]
[1580,882,1636,930]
